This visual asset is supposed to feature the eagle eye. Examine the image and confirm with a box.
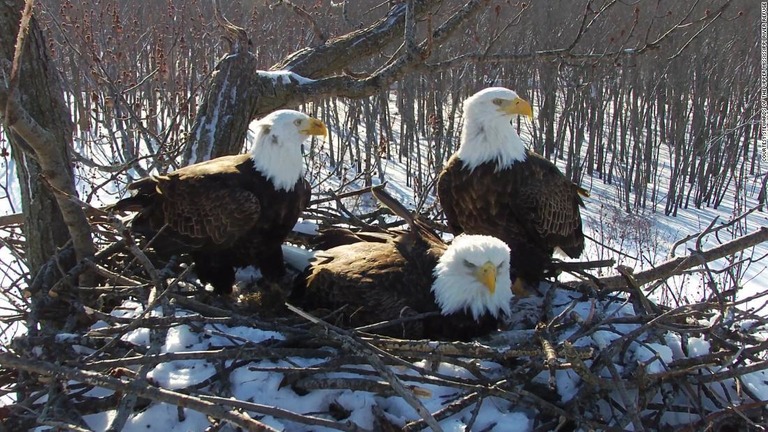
[294,119,303,127]
[492,98,504,106]
[463,259,476,269]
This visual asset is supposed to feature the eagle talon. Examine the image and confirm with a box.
[237,278,290,316]
[511,278,533,298]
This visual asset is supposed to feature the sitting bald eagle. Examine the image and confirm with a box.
[111,110,327,295]
[284,187,514,341]
[437,87,586,295]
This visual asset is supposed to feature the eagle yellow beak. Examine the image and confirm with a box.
[502,97,533,118]
[474,261,497,295]
[302,117,328,137]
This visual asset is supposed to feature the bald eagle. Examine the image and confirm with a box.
[285,187,514,341]
[111,110,327,295]
[437,87,586,295]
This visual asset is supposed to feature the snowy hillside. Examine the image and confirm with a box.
[1,92,767,431]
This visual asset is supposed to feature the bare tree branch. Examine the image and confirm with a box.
[287,303,445,432]
[598,227,768,290]
[272,0,438,77]
[0,352,278,432]
[271,0,328,44]
[0,0,95,275]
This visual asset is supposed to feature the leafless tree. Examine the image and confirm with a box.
[0,0,97,336]
[0,0,765,429]
[0,0,757,318]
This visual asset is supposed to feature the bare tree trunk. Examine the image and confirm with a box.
[537,67,557,158]
[4,134,69,274]
[0,0,94,281]
[183,51,263,163]
[183,0,451,163]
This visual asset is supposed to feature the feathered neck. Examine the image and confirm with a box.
[456,114,527,171]
[249,128,304,192]
[431,235,513,321]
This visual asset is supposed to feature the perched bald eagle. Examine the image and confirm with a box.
[437,87,586,295]
[111,110,327,295]
[285,187,514,341]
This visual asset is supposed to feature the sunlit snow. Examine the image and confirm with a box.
[1,91,766,431]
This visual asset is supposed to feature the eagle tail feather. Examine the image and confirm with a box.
[371,185,442,243]
[370,185,415,230]
[106,196,147,212]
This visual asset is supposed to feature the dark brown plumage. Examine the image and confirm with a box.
[110,110,326,294]
[437,88,586,293]
[287,187,514,341]
[307,226,393,251]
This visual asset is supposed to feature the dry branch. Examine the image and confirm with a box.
[0,352,277,432]
[597,227,768,290]
[3,191,765,430]
[287,303,445,432]
[3,256,766,430]
[1,0,96,271]
[1,2,764,430]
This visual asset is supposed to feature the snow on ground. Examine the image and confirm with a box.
[3,89,768,429]
[76,112,768,430]
[60,279,767,431]
[305,94,767,311]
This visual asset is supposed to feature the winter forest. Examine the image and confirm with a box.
[0,0,767,430]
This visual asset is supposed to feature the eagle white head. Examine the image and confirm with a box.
[248,109,327,191]
[432,234,513,321]
[456,87,533,171]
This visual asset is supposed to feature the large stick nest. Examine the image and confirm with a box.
[0,201,767,432]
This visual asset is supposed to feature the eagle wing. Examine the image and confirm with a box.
[292,233,440,335]
[508,152,584,257]
[155,174,261,246]
[310,227,394,250]
[436,156,467,235]
[437,153,584,257]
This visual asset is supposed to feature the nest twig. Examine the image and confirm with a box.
[1,197,767,431]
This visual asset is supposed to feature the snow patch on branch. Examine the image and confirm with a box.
[258,70,316,85]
